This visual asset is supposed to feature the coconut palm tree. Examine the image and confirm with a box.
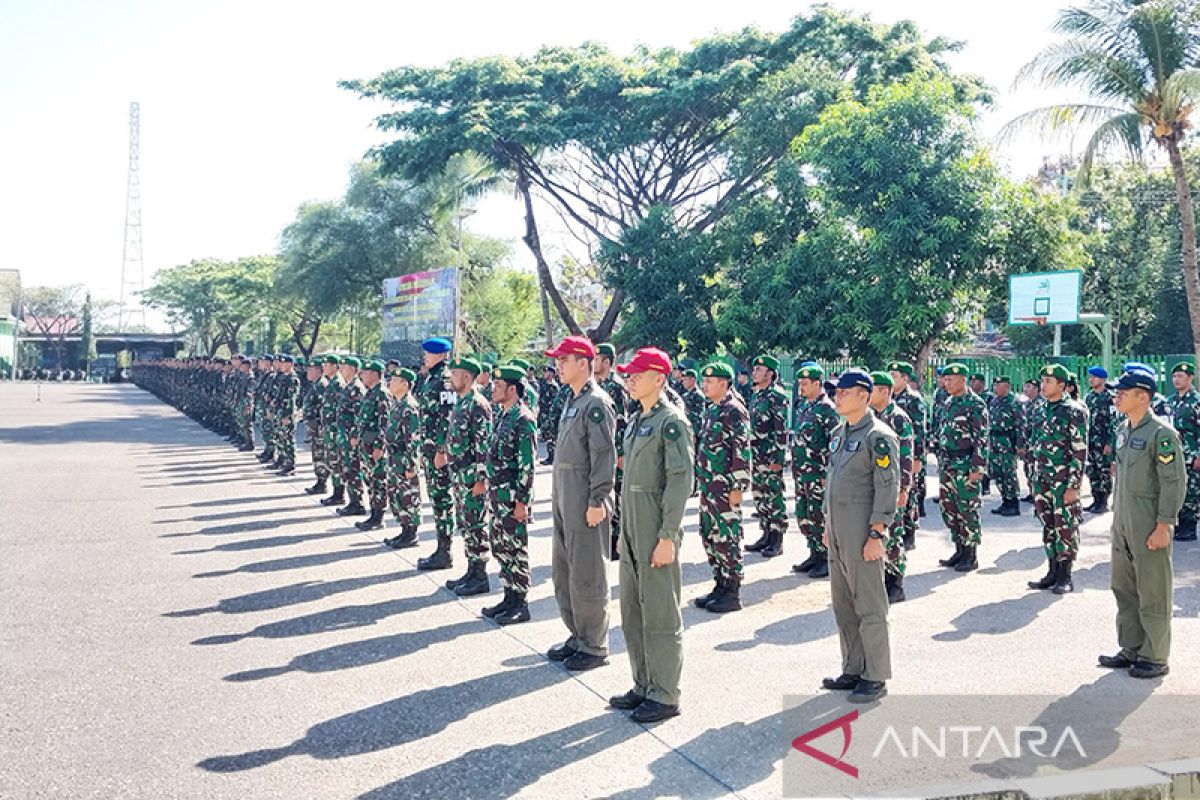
[1002,0,1200,359]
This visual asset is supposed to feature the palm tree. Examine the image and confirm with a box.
[1002,0,1200,360]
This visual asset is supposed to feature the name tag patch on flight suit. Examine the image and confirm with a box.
[1130,438,1146,450]
[565,407,579,419]
[874,438,891,468]
[663,421,683,441]
[637,425,653,437]
[846,440,861,452]
[588,406,604,423]
[1159,437,1176,464]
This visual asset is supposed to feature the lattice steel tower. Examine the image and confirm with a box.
[118,101,145,330]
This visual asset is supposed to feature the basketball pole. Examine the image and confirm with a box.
[1053,325,1062,357]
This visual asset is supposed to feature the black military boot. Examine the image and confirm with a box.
[257,449,274,463]
[238,442,255,452]
[808,554,829,579]
[744,532,770,552]
[277,461,295,476]
[981,476,991,495]
[903,531,916,551]
[954,546,978,572]
[792,552,820,574]
[1027,559,1058,590]
[305,478,327,496]
[705,578,742,613]
[694,578,723,609]
[495,592,531,625]
[1051,560,1074,594]
[336,498,367,517]
[993,499,1020,517]
[611,532,620,562]
[482,588,515,619]
[445,564,471,591]
[417,536,453,571]
[1085,492,1109,514]
[269,457,286,470]
[918,500,927,518]
[319,486,345,507]
[939,543,965,568]
[355,509,384,531]
[885,572,906,604]
[1020,493,1034,503]
[384,526,419,549]
[454,561,490,597]
[761,530,784,558]
[1174,517,1197,541]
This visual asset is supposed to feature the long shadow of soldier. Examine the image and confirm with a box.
[192,544,385,579]
[164,571,405,618]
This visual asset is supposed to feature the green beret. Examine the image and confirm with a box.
[321,354,341,365]
[701,362,735,381]
[941,363,969,377]
[969,373,986,382]
[1173,362,1196,376]
[870,371,894,387]
[597,343,616,359]
[1041,364,1071,383]
[753,355,780,372]
[450,357,482,377]
[360,359,384,374]
[887,361,916,378]
[390,367,416,384]
[340,356,361,369]
[995,376,1011,384]
[509,357,532,371]
[681,368,698,379]
[493,364,527,383]
[798,365,825,381]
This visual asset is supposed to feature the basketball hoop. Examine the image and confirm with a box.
[1015,316,1049,326]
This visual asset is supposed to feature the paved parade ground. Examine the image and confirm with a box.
[4,382,1200,799]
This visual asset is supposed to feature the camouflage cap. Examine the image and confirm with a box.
[869,370,894,387]
[941,363,969,377]
[797,364,825,380]
[493,364,527,383]
[450,357,482,377]
[1041,364,1071,383]
[701,362,735,381]
[1173,362,1196,376]
[753,355,780,372]
[887,361,916,378]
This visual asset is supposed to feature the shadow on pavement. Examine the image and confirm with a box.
[172,528,354,554]
[192,544,385,579]
[159,494,299,509]
[164,571,405,618]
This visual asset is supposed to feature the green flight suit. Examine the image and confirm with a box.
[825,414,900,682]
[619,397,694,706]
[1111,413,1186,666]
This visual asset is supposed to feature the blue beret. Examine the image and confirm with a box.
[1116,372,1157,393]
[1123,361,1154,376]
[421,337,453,354]
[836,369,873,391]
[1087,366,1108,379]
[799,360,818,368]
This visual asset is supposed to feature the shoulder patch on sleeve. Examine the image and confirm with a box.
[874,438,890,455]
[663,420,683,441]
[874,436,892,469]
[1160,436,1176,452]
[588,405,604,423]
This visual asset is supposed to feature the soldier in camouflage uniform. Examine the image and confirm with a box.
[301,358,327,492]
[1026,364,1088,595]
[333,356,367,518]
[236,356,256,452]
[353,360,392,531]
[1084,366,1117,513]
[596,343,630,560]
[416,338,458,571]
[987,377,1023,517]
[318,355,349,506]
[442,357,494,596]
[745,354,790,558]
[254,355,276,464]
[692,362,752,613]
[679,369,707,443]
[869,372,914,604]
[538,365,564,466]
[791,363,840,579]
[507,357,539,416]
[383,367,422,549]
[272,355,301,475]
[936,363,989,572]
[1020,379,1044,503]
[889,361,928,535]
[1168,362,1200,540]
[481,364,539,625]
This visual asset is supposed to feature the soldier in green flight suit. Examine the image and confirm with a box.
[442,357,494,597]
[819,369,900,704]
[987,377,1024,517]
[383,367,422,549]
[1167,362,1200,541]
[1084,366,1117,513]
[1026,364,1089,595]
[608,347,693,724]
[745,354,790,558]
[353,360,392,532]
[936,363,990,572]
[869,371,913,604]
[790,363,841,579]
[480,364,539,626]
[1099,369,1186,679]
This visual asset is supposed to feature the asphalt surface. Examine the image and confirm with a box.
[2,381,1199,799]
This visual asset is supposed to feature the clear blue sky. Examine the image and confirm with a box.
[2,0,1070,321]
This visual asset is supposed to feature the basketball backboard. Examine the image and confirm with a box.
[1008,271,1081,325]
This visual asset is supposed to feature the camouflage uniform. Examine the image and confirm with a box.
[275,369,301,467]
[447,385,493,564]
[337,376,366,506]
[893,385,928,536]
[1030,397,1088,562]
[598,372,631,544]
[416,361,456,543]
[876,401,914,577]
[255,368,275,458]
[486,402,538,592]
[302,374,328,481]
[790,393,840,556]
[538,378,566,462]
[1086,386,1117,499]
[386,391,423,530]
[696,390,752,583]
[1167,388,1200,523]
[987,392,1023,503]
[320,374,346,493]
[681,385,707,444]
[356,380,392,514]
[748,382,789,546]
[937,389,989,548]
[1021,396,1046,496]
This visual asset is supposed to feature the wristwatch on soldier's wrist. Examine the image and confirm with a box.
[868,529,886,540]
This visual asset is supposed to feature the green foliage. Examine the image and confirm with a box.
[143,257,275,356]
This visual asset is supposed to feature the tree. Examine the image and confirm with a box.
[80,292,97,368]
[23,284,88,370]
[143,258,275,356]
[1005,0,1200,362]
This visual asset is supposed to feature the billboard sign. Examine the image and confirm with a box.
[380,267,458,363]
